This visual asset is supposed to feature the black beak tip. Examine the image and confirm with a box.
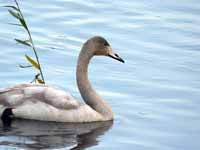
[120,58,125,63]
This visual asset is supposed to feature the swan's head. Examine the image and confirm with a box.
[84,36,125,63]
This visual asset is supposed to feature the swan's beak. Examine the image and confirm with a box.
[108,53,125,63]
[108,48,125,63]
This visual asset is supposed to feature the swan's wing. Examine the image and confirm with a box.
[0,84,80,110]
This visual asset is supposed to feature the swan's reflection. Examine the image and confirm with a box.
[0,119,113,150]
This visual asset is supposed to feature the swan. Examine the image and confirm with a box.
[0,36,124,123]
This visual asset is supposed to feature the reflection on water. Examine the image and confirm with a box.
[0,119,113,150]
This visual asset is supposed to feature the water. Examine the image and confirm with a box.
[0,0,200,149]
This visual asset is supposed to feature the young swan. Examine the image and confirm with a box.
[0,36,124,122]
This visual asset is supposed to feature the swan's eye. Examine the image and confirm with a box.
[104,41,109,46]
[115,53,119,57]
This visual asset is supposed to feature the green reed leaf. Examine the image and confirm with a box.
[5,0,46,84]
[19,64,33,68]
[4,5,19,11]
[19,18,28,30]
[8,22,22,26]
[36,77,45,84]
[25,55,40,70]
[15,39,31,46]
[8,9,21,19]
[34,73,45,84]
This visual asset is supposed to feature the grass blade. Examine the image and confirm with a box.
[8,9,21,19]
[15,39,31,46]
[34,73,45,84]
[19,18,28,30]
[8,22,22,26]
[19,64,32,68]
[4,5,19,11]
[25,55,40,70]
[36,77,45,84]
[6,0,46,84]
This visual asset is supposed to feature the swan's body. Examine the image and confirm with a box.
[0,36,124,123]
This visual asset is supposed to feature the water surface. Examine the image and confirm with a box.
[0,0,200,150]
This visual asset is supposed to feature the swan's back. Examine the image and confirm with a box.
[0,84,104,122]
[0,84,80,109]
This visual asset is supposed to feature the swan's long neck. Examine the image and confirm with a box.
[76,46,113,119]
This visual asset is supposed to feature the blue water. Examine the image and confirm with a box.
[0,0,200,150]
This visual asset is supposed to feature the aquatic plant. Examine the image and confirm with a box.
[4,0,45,84]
